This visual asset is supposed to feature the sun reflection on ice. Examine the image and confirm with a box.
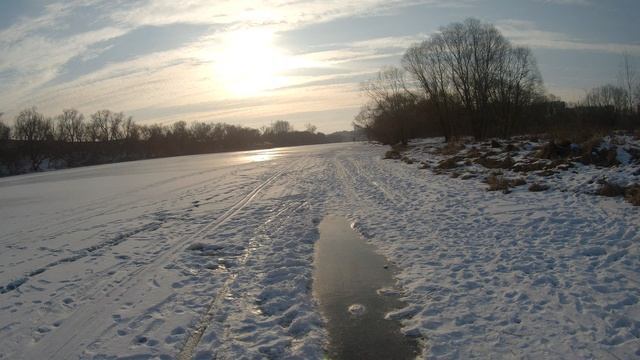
[243,149,279,162]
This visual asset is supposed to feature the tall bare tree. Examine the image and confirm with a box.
[0,113,10,141]
[304,123,317,134]
[363,66,414,145]
[89,110,111,142]
[56,109,85,142]
[14,107,53,170]
[402,18,542,140]
[109,112,125,141]
[403,34,456,140]
[618,52,637,112]
[122,116,139,141]
[584,84,628,111]
[269,120,293,135]
[494,46,543,137]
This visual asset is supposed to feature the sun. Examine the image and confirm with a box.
[214,28,292,98]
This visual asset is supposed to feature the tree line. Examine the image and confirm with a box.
[355,18,640,145]
[0,108,346,175]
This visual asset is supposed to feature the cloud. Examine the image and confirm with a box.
[537,0,591,5]
[497,19,640,55]
[0,0,446,126]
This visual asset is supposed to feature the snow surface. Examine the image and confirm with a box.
[1,141,639,359]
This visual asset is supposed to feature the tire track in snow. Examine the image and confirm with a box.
[0,169,248,293]
[0,165,242,247]
[176,163,305,359]
[177,197,307,360]
[1,166,265,293]
[23,165,292,360]
[0,220,164,294]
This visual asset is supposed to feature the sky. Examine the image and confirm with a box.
[0,0,638,133]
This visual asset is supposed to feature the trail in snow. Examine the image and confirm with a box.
[1,142,638,359]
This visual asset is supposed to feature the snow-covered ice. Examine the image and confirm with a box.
[1,141,638,359]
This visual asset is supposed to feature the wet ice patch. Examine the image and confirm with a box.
[313,215,420,359]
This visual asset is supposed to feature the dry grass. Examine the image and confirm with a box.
[512,161,547,173]
[437,156,462,169]
[577,135,620,167]
[384,150,402,160]
[510,178,527,187]
[595,181,640,206]
[624,184,640,206]
[528,183,550,192]
[401,156,414,164]
[437,141,465,156]
[475,155,515,169]
[596,181,625,197]
[486,174,527,193]
[535,140,572,160]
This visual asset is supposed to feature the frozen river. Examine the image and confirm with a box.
[1,141,638,359]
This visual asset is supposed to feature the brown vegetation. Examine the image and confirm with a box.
[486,174,526,193]
[596,181,626,197]
[625,185,640,206]
[528,183,550,192]
[436,156,462,169]
[384,150,402,160]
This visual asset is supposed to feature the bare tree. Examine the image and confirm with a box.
[14,107,53,170]
[269,120,293,134]
[618,52,636,112]
[402,18,542,140]
[56,109,85,142]
[304,123,317,134]
[190,122,212,144]
[584,84,628,111]
[0,113,10,140]
[494,46,543,137]
[89,110,111,141]
[122,116,139,141]
[403,35,456,140]
[109,112,125,141]
[353,103,375,128]
[363,66,414,145]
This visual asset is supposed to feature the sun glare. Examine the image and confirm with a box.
[214,28,293,98]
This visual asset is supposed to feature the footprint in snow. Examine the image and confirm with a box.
[348,304,366,316]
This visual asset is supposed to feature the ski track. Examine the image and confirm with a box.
[1,142,639,359]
